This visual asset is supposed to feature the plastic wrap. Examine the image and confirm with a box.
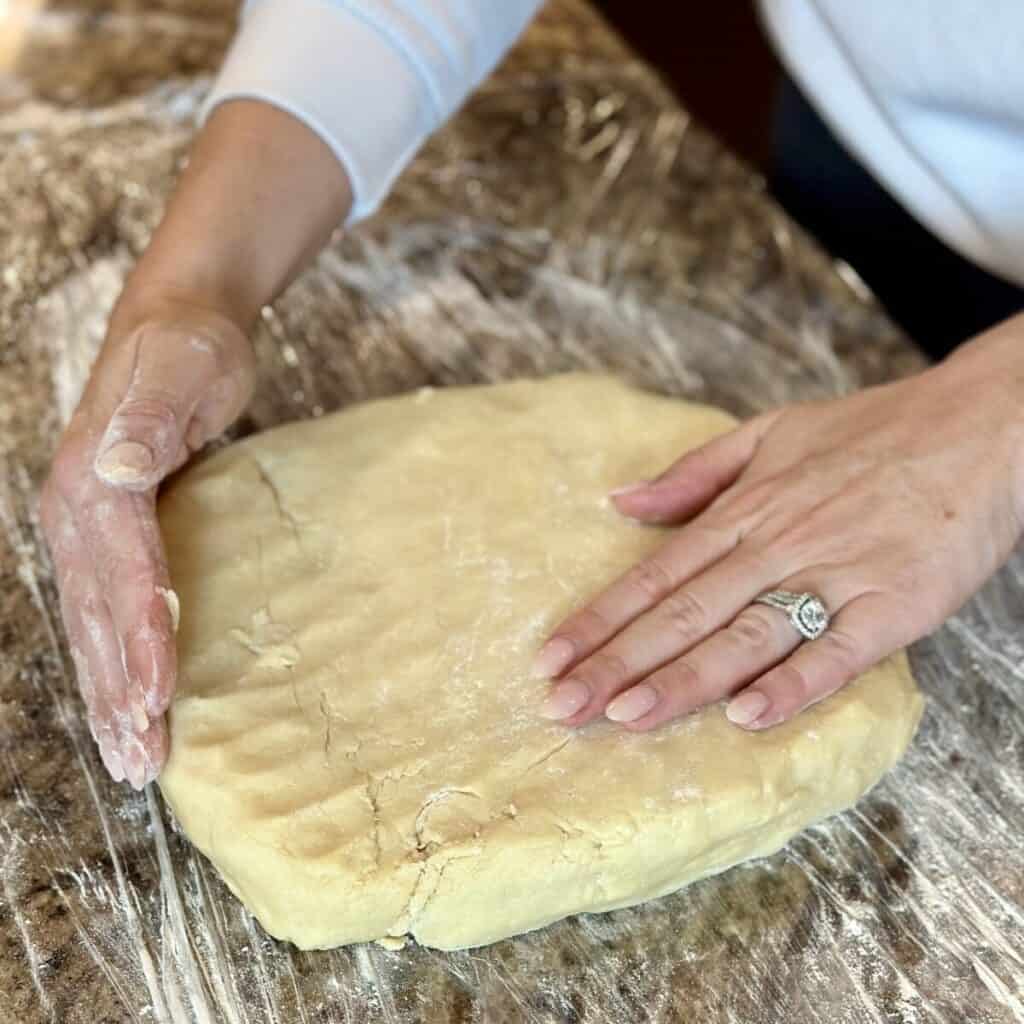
[1,2,1021,1022]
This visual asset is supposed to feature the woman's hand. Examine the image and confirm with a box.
[40,300,255,788]
[534,316,1024,732]
[38,100,353,787]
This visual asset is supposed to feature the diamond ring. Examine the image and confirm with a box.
[753,590,830,640]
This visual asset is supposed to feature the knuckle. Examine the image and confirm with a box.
[889,557,933,600]
[711,478,776,529]
[622,557,676,604]
[655,658,700,692]
[685,520,735,551]
[762,525,809,565]
[114,393,179,440]
[565,605,611,645]
[739,545,779,581]
[658,589,708,641]
[765,505,831,558]
[574,650,630,691]
[774,662,814,705]
[730,610,774,649]
[817,627,861,672]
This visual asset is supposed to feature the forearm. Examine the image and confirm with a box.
[112,0,546,334]
[114,99,352,333]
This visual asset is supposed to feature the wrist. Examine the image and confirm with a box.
[107,276,254,352]
[935,316,1024,444]
[937,315,1024,436]
[109,274,253,341]
[935,311,1024,407]
[932,311,1024,527]
[114,99,353,337]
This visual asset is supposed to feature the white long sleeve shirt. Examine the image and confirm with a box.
[206,0,1024,288]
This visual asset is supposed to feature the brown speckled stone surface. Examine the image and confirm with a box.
[1,2,1022,1022]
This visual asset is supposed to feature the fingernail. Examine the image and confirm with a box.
[122,740,149,790]
[726,691,769,727]
[605,684,659,723]
[609,480,649,498]
[532,637,575,679]
[94,441,154,485]
[539,679,590,720]
[98,737,125,782]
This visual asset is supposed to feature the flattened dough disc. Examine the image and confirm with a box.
[158,374,923,950]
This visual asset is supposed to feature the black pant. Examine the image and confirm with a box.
[770,80,1024,362]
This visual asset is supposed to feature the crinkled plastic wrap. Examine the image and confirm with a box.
[1,2,1022,1022]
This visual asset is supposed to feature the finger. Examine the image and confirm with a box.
[532,520,741,680]
[58,521,168,790]
[725,593,898,730]
[94,317,253,490]
[70,648,123,779]
[604,604,800,728]
[540,546,782,724]
[50,505,133,780]
[603,571,861,729]
[609,412,777,525]
[71,469,177,720]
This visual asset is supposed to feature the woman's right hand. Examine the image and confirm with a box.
[40,297,256,788]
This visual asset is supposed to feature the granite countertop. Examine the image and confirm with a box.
[1,2,1021,1022]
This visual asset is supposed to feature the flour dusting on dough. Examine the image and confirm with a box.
[157,586,180,633]
[228,607,300,668]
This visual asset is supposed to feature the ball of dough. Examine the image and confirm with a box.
[158,374,923,950]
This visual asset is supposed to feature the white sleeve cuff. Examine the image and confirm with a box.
[202,0,442,223]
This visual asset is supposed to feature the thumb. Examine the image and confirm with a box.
[93,312,255,491]
[611,411,778,523]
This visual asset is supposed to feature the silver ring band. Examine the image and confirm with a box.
[754,589,830,640]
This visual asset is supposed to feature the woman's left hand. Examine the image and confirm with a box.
[533,316,1024,731]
